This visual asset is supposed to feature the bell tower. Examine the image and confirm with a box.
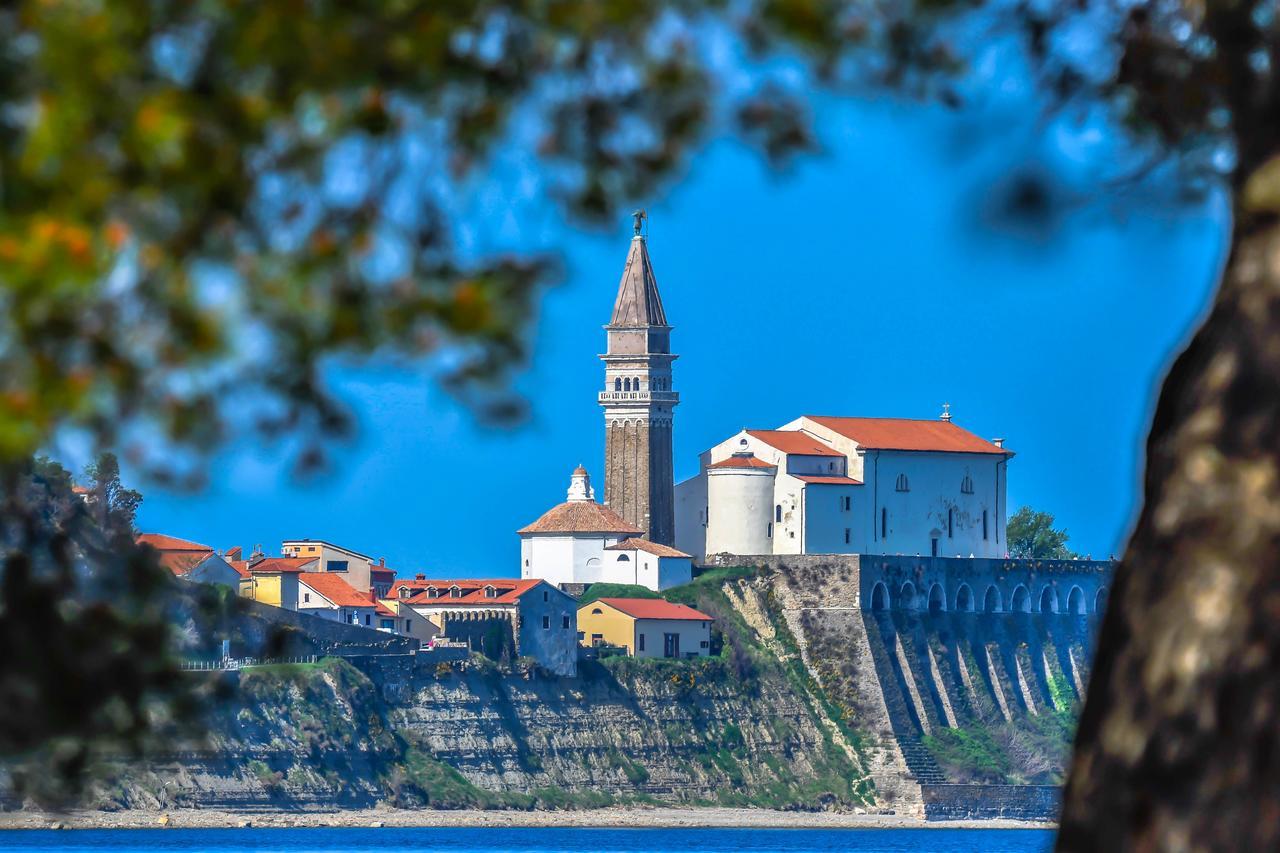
[599,211,678,545]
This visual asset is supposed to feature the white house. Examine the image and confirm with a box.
[519,466,690,591]
[675,411,1013,561]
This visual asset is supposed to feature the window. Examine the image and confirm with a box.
[614,378,621,391]
[623,378,631,391]
[484,585,497,598]
[844,528,851,544]
[577,631,585,641]
[775,504,782,523]
[562,614,571,629]
[617,553,630,562]
[828,461,835,471]
[524,559,529,567]
[983,510,989,540]
[638,633,646,652]
[303,593,311,603]
[380,618,394,630]
[881,507,888,538]
[591,607,603,615]
[405,619,412,631]
[427,586,439,598]
[543,590,549,602]
[327,560,349,572]
[542,615,550,630]
[767,522,773,539]
[895,474,909,492]
[364,614,371,626]
[700,640,709,648]
[449,586,461,598]
[961,475,974,494]
[948,508,954,538]
[841,495,851,511]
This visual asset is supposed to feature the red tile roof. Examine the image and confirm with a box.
[249,557,314,574]
[605,538,692,558]
[518,500,642,535]
[709,454,776,470]
[746,430,842,457]
[391,578,549,607]
[590,597,712,621]
[299,572,378,608]
[805,416,1011,455]
[793,475,863,485]
[137,533,213,552]
[228,560,251,579]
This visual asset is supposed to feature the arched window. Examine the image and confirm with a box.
[614,378,621,392]
[1067,586,1085,615]
[895,473,909,492]
[484,585,497,599]
[775,504,782,523]
[449,585,462,599]
[623,378,631,392]
[955,584,974,612]
[398,587,410,599]
[961,475,974,494]
[591,608,603,615]
[899,581,918,611]
[1038,586,1059,614]
[633,376,640,389]
[427,586,439,599]
[983,585,1002,613]
[870,582,889,611]
[928,583,946,613]
[1011,585,1031,613]
[616,553,630,562]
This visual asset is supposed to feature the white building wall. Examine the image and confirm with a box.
[865,450,1006,557]
[522,534,628,586]
[705,468,775,557]
[801,483,868,553]
[673,474,708,562]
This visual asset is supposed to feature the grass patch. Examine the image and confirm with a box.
[578,583,661,606]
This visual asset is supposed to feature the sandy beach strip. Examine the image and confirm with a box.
[0,806,1053,831]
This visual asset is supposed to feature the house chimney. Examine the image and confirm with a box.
[992,438,1004,448]
[379,557,386,567]
[416,573,426,581]
[225,546,242,561]
[251,543,265,560]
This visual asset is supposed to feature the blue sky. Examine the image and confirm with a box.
[135,94,1224,576]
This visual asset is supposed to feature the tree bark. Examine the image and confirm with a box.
[1057,213,1280,850]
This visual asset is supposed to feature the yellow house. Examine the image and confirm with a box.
[238,557,306,610]
[577,597,713,659]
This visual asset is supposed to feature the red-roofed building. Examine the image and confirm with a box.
[299,572,402,633]
[676,409,1014,560]
[388,577,578,676]
[577,597,712,659]
[136,533,241,588]
[519,466,683,592]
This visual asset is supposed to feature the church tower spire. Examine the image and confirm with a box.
[600,211,678,545]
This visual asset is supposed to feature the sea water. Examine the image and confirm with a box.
[0,827,1054,852]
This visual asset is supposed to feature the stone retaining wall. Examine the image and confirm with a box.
[921,783,1060,821]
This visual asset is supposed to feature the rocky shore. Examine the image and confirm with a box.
[0,807,1051,831]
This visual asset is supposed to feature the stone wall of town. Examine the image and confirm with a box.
[921,783,1061,820]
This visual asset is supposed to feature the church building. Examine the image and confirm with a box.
[675,411,1014,562]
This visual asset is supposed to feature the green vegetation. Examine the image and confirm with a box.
[577,583,661,606]
[1007,506,1079,559]
[923,727,1011,784]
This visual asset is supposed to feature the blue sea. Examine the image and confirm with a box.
[0,828,1054,852]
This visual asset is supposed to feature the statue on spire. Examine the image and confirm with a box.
[632,208,646,236]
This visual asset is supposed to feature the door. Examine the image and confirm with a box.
[931,537,940,557]
[664,632,680,659]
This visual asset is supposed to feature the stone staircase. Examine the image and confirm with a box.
[895,735,947,784]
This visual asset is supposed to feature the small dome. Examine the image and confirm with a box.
[573,464,588,476]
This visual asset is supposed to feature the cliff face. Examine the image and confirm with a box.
[81,563,1096,818]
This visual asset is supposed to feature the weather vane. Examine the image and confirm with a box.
[632,209,646,236]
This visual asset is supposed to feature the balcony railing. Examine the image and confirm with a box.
[598,390,680,403]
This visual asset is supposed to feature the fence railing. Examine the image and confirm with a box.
[179,655,318,671]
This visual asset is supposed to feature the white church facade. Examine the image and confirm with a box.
[519,466,693,591]
[675,413,1013,562]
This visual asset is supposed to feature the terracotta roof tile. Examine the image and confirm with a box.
[137,533,213,552]
[299,573,377,608]
[708,454,776,470]
[250,557,314,574]
[391,578,550,607]
[604,538,691,558]
[517,501,642,535]
[806,416,1011,455]
[590,597,712,621]
[746,430,842,457]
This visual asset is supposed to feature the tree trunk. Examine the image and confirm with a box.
[1057,213,1280,850]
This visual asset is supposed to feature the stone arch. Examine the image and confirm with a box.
[928,583,946,613]
[955,583,975,612]
[1095,586,1109,615]
[1011,584,1032,613]
[983,584,1003,613]
[1067,586,1086,615]
[1038,586,1059,614]
[870,581,889,611]
[899,581,918,611]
